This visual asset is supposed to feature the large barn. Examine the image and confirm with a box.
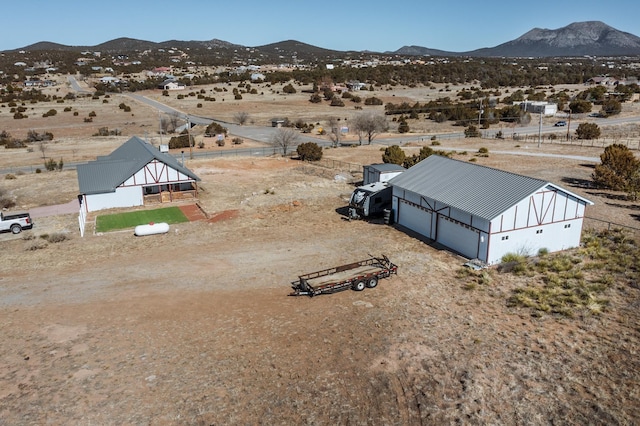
[77,136,200,212]
[389,155,593,265]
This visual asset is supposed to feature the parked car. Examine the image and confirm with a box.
[0,211,34,234]
[554,121,567,127]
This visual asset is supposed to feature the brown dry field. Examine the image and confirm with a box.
[1,80,640,425]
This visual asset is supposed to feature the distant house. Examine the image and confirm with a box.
[346,80,367,91]
[23,79,55,88]
[586,76,617,86]
[271,118,286,127]
[251,73,266,81]
[159,79,185,90]
[100,76,119,84]
[152,66,171,74]
[77,136,200,212]
[389,156,593,265]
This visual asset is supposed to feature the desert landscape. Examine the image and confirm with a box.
[1,79,640,424]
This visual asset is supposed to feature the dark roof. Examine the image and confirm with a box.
[77,136,200,195]
[389,155,592,221]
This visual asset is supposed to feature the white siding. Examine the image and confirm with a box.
[364,169,403,185]
[487,218,585,264]
[85,186,143,212]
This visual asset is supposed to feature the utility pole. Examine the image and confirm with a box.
[158,111,163,145]
[566,111,572,141]
[187,116,193,160]
[538,111,542,148]
[478,99,482,127]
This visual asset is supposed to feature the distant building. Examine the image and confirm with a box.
[519,101,558,116]
[158,79,185,90]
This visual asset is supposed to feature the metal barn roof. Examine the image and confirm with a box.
[389,155,591,221]
[77,136,200,195]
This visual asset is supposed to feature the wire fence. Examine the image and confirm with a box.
[584,216,640,237]
[481,132,640,150]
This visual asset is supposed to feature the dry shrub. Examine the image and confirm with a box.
[44,232,69,243]
[25,240,47,251]
[0,194,15,209]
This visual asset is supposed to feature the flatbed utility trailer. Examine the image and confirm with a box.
[290,255,398,297]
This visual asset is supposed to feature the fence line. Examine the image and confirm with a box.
[482,132,640,150]
[584,216,640,236]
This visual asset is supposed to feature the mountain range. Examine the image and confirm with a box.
[15,21,640,59]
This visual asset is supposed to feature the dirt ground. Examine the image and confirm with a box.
[1,81,640,425]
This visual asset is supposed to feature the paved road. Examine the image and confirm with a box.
[67,75,91,94]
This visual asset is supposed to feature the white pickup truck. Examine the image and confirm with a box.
[0,211,34,234]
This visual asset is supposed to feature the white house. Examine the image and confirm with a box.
[77,136,200,212]
[158,79,185,90]
[389,156,593,265]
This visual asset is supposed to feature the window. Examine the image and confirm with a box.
[536,229,543,234]
[501,235,509,240]
[564,224,571,229]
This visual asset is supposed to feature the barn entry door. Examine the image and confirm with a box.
[436,215,480,260]
[398,200,433,239]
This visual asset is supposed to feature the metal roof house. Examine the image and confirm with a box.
[389,156,593,265]
[77,136,200,212]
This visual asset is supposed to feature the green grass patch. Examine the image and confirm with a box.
[96,207,188,232]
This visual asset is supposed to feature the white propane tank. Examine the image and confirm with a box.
[134,222,170,236]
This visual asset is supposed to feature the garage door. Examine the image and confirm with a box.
[397,200,433,239]
[436,215,480,259]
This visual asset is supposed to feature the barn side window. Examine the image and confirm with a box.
[536,229,543,234]
[564,224,571,229]
[501,235,509,240]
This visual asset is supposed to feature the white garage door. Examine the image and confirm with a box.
[398,200,433,239]
[436,215,480,259]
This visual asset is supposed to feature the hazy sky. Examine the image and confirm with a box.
[2,0,638,52]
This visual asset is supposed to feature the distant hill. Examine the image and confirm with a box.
[396,22,640,57]
[393,46,456,57]
[464,21,640,57]
[254,40,343,57]
[14,21,640,59]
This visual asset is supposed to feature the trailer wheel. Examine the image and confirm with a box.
[367,277,379,288]
[352,280,366,291]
